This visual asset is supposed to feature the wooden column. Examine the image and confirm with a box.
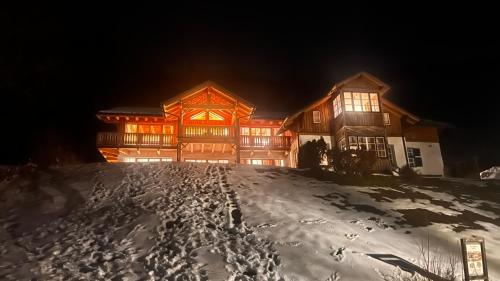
[177,105,184,162]
[234,105,240,164]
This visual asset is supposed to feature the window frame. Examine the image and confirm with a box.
[407,148,423,167]
[343,91,380,112]
[313,110,321,123]
[383,113,391,125]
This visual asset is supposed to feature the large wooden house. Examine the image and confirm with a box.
[96,73,444,175]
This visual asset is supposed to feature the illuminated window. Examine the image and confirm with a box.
[371,93,380,112]
[163,125,174,134]
[353,92,363,112]
[138,125,150,133]
[125,123,137,133]
[407,148,423,167]
[150,125,162,134]
[383,113,391,125]
[376,137,387,157]
[250,128,271,136]
[344,92,353,111]
[208,111,224,121]
[347,136,386,157]
[343,92,379,112]
[362,93,370,112]
[313,111,321,123]
[251,159,263,165]
[274,159,284,167]
[190,111,206,120]
[333,94,342,118]
[241,127,250,135]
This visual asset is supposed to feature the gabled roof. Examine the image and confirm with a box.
[278,95,331,133]
[97,107,163,116]
[381,98,420,124]
[328,71,391,97]
[163,80,255,109]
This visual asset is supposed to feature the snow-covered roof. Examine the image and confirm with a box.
[97,107,163,116]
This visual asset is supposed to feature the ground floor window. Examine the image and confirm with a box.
[185,159,229,164]
[124,157,172,163]
[243,159,284,166]
[346,136,387,157]
[407,148,423,167]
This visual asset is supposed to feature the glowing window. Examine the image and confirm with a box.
[125,123,137,133]
[163,125,174,134]
[343,92,379,112]
[362,93,371,112]
[190,111,206,120]
[241,127,250,135]
[150,125,162,134]
[353,92,363,112]
[344,92,353,111]
[333,94,342,118]
[138,125,150,133]
[370,93,380,112]
[208,111,224,121]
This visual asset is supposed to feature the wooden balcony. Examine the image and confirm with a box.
[239,136,291,150]
[181,126,234,143]
[97,132,177,148]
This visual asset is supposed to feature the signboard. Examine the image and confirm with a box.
[461,237,489,281]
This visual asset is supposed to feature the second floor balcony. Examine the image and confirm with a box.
[97,130,291,150]
[97,132,177,148]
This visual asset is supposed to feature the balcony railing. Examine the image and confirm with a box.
[97,132,177,148]
[183,126,233,137]
[239,136,291,149]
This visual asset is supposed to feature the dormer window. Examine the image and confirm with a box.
[344,92,380,112]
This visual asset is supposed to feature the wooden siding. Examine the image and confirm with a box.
[344,112,384,127]
[404,126,439,142]
[299,97,332,133]
[384,111,403,136]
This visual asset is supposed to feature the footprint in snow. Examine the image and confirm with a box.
[277,241,303,247]
[364,226,374,232]
[299,218,327,224]
[345,233,359,241]
[330,246,346,262]
[325,271,341,281]
[256,223,278,228]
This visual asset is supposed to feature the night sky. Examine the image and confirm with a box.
[1,4,499,170]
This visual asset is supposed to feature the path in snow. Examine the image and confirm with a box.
[0,163,283,280]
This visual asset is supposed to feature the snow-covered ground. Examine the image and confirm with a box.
[1,163,499,280]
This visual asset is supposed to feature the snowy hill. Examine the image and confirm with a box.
[0,163,499,280]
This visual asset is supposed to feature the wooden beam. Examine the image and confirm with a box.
[222,143,226,153]
[182,104,234,110]
[201,143,205,153]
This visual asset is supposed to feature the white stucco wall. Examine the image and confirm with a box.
[387,137,408,168]
[405,141,444,176]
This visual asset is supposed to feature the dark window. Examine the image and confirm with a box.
[407,148,423,167]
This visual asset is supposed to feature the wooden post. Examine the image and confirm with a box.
[177,106,183,162]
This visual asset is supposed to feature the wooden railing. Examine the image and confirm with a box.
[97,132,177,148]
[183,126,233,137]
[239,136,291,149]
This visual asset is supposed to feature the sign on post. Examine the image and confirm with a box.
[460,237,489,281]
